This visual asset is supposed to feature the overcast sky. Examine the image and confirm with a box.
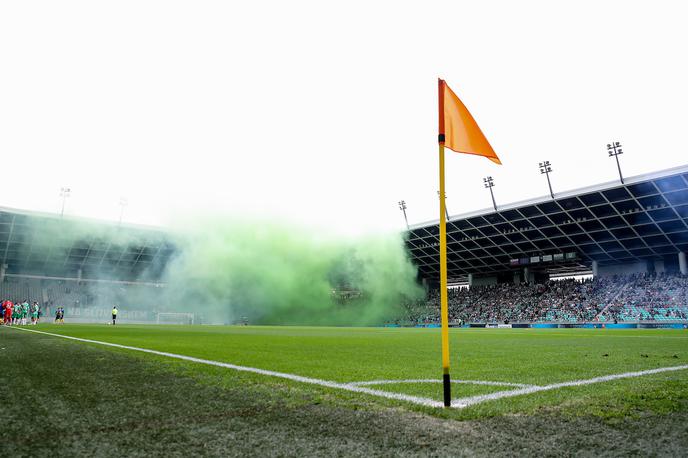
[1,1,686,234]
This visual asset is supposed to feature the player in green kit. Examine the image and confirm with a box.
[21,301,29,325]
[13,304,21,325]
[31,302,39,325]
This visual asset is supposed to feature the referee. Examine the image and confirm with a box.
[112,306,118,325]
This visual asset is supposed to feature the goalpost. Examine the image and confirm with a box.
[156,312,194,325]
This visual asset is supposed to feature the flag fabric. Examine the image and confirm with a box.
[439,79,502,165]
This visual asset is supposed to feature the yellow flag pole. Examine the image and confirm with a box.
[438,79,451,407]
[438,142,451,407]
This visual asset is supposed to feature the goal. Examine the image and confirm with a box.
[156,312,194,325]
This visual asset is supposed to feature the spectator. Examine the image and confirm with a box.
[399,272,688,325]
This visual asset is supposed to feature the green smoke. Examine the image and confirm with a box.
[163,217,424,325]
[8,213,423,326]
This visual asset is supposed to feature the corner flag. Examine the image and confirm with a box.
[437,79,501,407]
[439,79,501,164]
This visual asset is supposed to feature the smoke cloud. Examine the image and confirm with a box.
[162,217,423,325]
[6,213,422,325]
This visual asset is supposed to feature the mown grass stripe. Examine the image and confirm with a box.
[10,326,687,410]
[9,326,444,408]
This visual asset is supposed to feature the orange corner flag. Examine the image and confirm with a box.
[438,79,501,165]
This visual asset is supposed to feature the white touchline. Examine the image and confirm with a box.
[349,379,535,388]
[452,364,688,408]
[9,327,443,408]
[8,327,688,410]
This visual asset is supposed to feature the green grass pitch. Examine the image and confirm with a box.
[2,324,687,456]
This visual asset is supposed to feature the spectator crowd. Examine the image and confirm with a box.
[401,273,688,325]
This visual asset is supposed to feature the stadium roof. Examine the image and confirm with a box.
[0,206,176,282]
[406,164,688,282]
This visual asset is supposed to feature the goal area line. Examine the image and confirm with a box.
[8,327,688,409]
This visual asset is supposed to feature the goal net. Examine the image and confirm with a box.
[156,312,194,325]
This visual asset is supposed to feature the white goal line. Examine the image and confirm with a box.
[8,327,688,409]
[452,364,688,408]
[349,379,535,388]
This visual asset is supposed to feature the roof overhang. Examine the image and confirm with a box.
[407,164,688,281]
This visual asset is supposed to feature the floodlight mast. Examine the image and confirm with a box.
[483,176,497,211]
[59,187,71,217]
[607,141,624,184]
[539,160,554,199]
[398,200,409,230]
[118,197,128,225]
[437,191,450,221]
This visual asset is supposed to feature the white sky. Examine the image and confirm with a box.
[1,1,687,234]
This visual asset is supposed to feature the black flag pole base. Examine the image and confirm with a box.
[443,372,451,407]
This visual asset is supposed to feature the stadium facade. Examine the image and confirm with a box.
[406,164,688,287]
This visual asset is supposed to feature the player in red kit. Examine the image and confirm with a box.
[3,301,13,326]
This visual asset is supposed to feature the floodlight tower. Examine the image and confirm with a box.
[437,191,450,221]
[607,141,625,184]
[483,176,497,211]
[59,187,71,217]
[539,160,554,199]
[118,197,128,225]
[398,200,409,230]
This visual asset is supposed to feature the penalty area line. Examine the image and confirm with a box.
[8,327,444,408]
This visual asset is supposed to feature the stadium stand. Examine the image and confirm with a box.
[2,165,688,325]
[597,273,688,322]
[406,164,688,284]
[0,205,172,322]
[401,273,688,325]
[0,276,164,322]
[394,164,688,326]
